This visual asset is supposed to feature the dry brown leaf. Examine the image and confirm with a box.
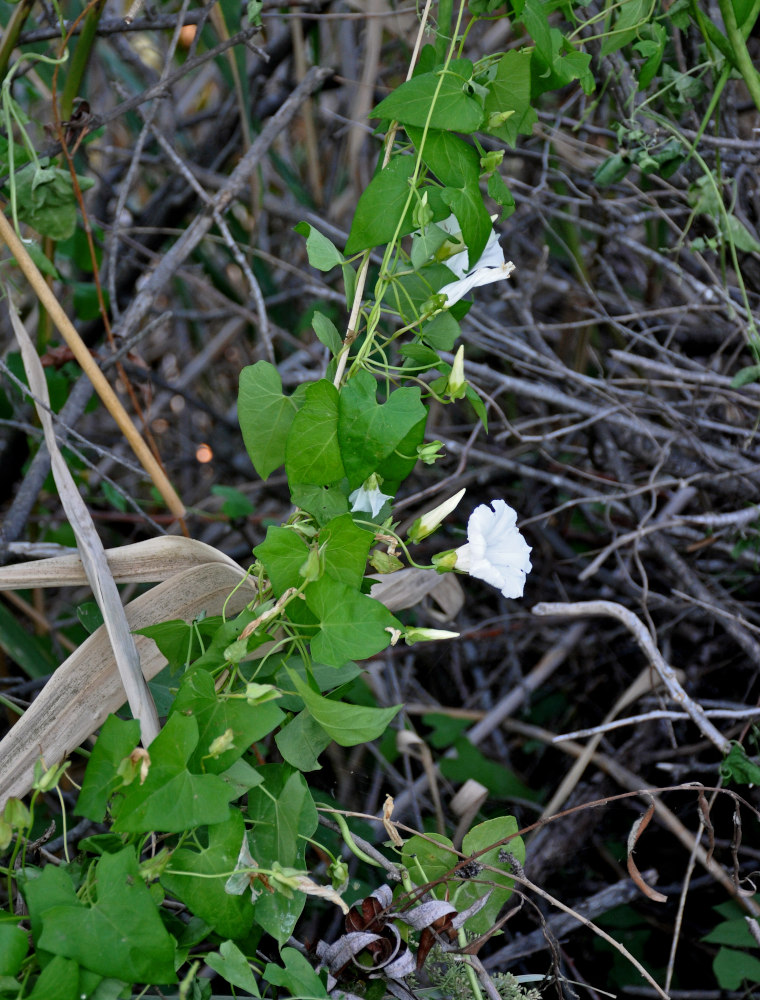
[0,536,242,589]
[369,567,464,615]
[627,798,668,903]
[0,562,256,809]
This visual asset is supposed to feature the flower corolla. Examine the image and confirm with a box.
[454,499,532,599]
[349,474,393,519]
[435,215,516,307]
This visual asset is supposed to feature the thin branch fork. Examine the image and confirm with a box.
[532,600,731,754]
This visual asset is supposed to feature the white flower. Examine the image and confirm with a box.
[349,475,392,518]
[454,500,531,599]
[435,216,515,307]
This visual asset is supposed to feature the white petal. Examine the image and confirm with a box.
[349,485,392,518]
[461,500,532,599]
[439,262,515,307]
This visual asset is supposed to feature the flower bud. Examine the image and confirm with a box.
[299,545,323,583]
[208,728,236,758]
[408,488,466,544]
[480,149,504,174]
[246,682,281,706]
[404,626,460,644]
[412,190,434,230]
[417,440,445,465]
[487,109,515,129]
[445,345,467,399]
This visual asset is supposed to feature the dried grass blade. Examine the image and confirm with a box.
[8,298,160,745]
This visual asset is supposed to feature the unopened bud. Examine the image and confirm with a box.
[408,488,466,544]
[404,626,460,644]
[446,345,466,399]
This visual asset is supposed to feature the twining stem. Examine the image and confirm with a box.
[718,0,760,114]
[332,0,436,389]
[60,0,107,120]
[0,0,35,81]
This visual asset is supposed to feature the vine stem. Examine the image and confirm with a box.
[332,0,434,389]
[719,0,760,114]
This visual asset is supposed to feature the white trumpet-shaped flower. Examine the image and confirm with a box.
[435,216,515,307]
[454,499,532,599]
[349,474,393,519]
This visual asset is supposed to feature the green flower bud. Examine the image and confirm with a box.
[417,440,445,465]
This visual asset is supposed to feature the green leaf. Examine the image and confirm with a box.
[211,485,255,519]
[12,162,95,241]
[0,599,58,678]
[487,172,516,216]
[344,157,418,255]
[320,513,374,588]
[600,0,649,58]
[442,183,492,269]
[337,370,426,488]
[375,412,427,486]
[247,766,318,945]
[312,310,343,355]
[305,576,401,668]
[441,737,537,800]
[290,483,349,526]
[161,811,256,940]
[420,311,460,351]
[0,920,28,975]
[483,50,537,145]
[264,947,328,998]
[76,715,141,821]
[135,615,221,673]
[713,946,760,989]
[111,712,234,834]
[294,222,344,271]
[285,380,345,486]
[38,847,177,983]
[238,361,305,480]
[170,667,284,773]
[459,816,525,935]
[21,863,79,946]
[275,710,332,771]
[289,669,400,745]
[703,916,758,948]
[408,126,480,188]
[218,757,265,797]
[254,525,310,596]
[720,742,760,786]
[371,70,483,132]
[517,0,594,95]
[206,940,260,996]
[731,365,760,389]
[402,833,458,885]
[25,955,79,1000]
[406,127,490,267]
